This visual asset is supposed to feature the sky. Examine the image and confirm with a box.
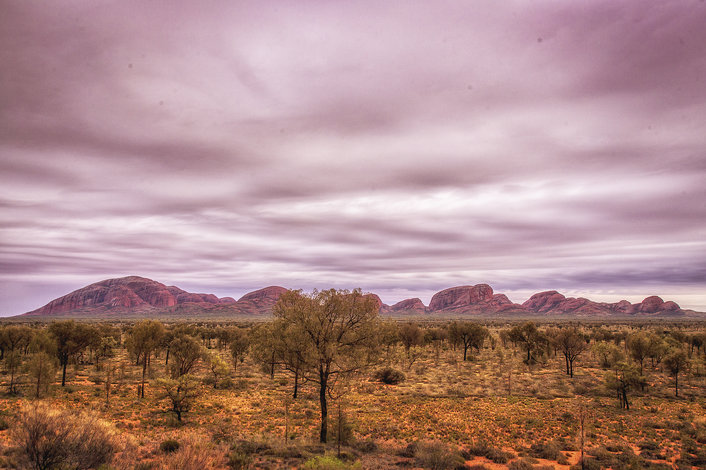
[1,0,705,316]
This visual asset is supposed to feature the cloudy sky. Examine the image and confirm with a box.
[1,1,705,315]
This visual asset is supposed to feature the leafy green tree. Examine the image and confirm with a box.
[272,288,381,443]
[168,335,202,378]
[205,352,230,388]
[5,350,22,393]
[627,331,650,375]
[592,341,624,368]
[48,321,97,387]
[508,322,548,364]
[126,320,165,398]
[228,328,250,375]
[25,352,58,398]
[605,362,644,410]
[663,348,689,397]
[398,323,425,368]
[156,375,199,422]
[449,322,489,361]
[553,328,588,377]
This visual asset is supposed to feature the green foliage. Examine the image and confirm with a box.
[302,455,361,470]
[156,374,199,422]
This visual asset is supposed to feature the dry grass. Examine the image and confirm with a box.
[0,322,704,469]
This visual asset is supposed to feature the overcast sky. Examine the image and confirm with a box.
[1,0,705,315]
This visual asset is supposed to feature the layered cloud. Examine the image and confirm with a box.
[1,1,705,314]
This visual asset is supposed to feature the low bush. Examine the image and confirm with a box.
[11,404,118,470]
[373,367,406,385]
[414,440,465,470]
[160,439,181,453]
[302,455,361,469]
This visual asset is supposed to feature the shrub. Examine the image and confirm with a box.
[465,440,514,464]
[227,450,253,469]
[302,455,361,469]
[414,440,465,470]
[160,439,227,470]
[373,367,406,385]
[508,459,534,470]
[528,440,563,461]
[160,439,181,454]
[12,404,117,470]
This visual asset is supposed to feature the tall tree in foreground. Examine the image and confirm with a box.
[48,321,97,387]
[272,288,380,443]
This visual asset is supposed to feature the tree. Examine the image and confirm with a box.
[228,328,250,375]
[398,323,425,368]
[25,352,58,399]
[272,288,380,443]
[605,362,644,410]
[592,341,624,368]
[627,332,650,375]
[205,352,230,388]
[553,328,588,377]
[156,375,199,422]
[126,320,165,398]
[47,321,96,387]
[168,335,202,378]
[5,350,22,393]
[508,322,548,364]
[448,322,489,361]
[663,348,689,397]
[270,318,311,399]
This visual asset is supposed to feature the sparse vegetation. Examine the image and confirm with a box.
[0,318,703,468]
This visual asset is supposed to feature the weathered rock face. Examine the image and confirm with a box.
[236,286,288,315]
[25,277,285,316]
[639,296,664,313]
[428,284,494,311]
[22,276,691,317]
[522,291,566,313]
[522,291,684,316]
[389,298,426,312]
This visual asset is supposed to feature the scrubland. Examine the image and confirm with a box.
[0,318,704,470]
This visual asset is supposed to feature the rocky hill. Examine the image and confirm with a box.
[23,276,286,316]
[20,276,694,317]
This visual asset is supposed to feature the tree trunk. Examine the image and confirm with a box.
[319,367,328,443]
[141,354,148,399]
[675,373,679,397]
[36,355,43,398]
[293,368,299,399]
[270,351,275,379]
[61,358,67,387]
[463,344,468,361]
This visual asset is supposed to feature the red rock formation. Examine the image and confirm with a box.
[389,298,426,312]
[236,286,288,315]
[522,291,566,313]
[22,276,690,317]
[428,284,494,311]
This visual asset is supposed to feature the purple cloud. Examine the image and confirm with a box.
[1,1,705,315]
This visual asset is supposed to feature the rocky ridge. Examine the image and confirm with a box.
[21,276,695,317]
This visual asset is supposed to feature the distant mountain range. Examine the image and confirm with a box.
[18,276,702,318]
